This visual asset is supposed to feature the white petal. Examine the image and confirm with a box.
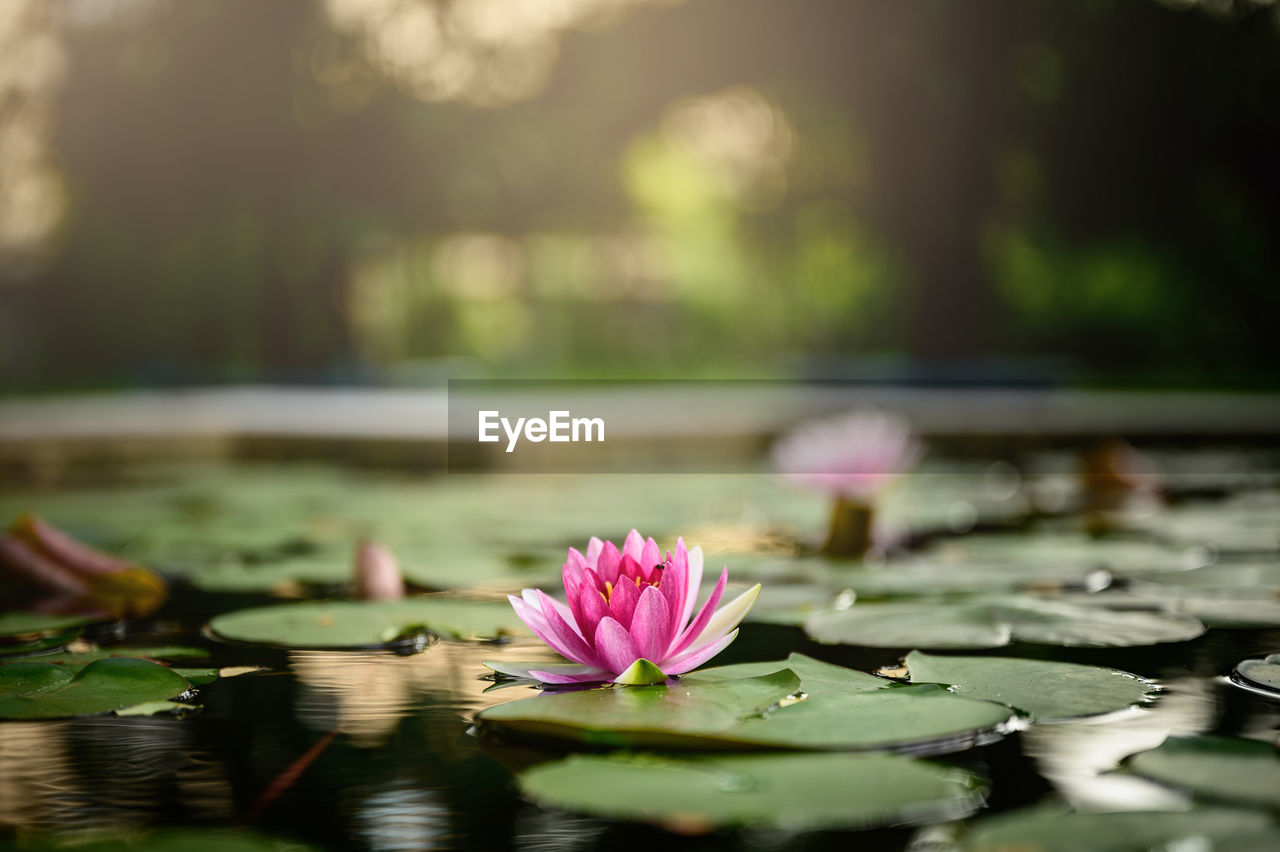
[690,584,760,651]
[682,545,704,626]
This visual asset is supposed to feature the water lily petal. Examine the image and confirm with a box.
[629,585,671,661]
[640,537,662,580]
[664,540,689,629]
[617,554,645,585]
[669,566,727,657]
[536,590,600,666]
[508,594,583,663]
[530,667,611,685]
[622,529,645,562]
[484,660,594,680]
[597,541,622,585]
[574,579,609,638]
[563,548,589,590]
[663,628,740,676]
[524,588,583,640]
[594,616,642,675]
[681,544,704,627]
[585,537,604,563]
[690,583,761,650]
[608,573,640,628]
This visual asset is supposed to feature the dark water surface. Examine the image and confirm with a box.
[2,622,1278,851]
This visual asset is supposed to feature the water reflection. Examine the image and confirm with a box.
[1021,677,1220,812]
[0,716,231,831]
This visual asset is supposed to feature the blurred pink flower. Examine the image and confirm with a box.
[488,531,759,685]
[772,410,922,502]
[354,540,404,601]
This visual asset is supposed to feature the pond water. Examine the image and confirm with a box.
[1,458,1278,850]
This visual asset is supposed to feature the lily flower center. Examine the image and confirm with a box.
[601,562,666,603]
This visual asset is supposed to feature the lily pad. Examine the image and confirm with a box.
[519,752,986,831]
[16,646,221,686]
[906,651,1155,720]
[207,597,529,648]
[962,807,1280,852]
[689,652,889,692]
[480,670,802,749]
[0,612,96,638]
[805,595,1206,649]
[1234,654,1280,696]
[480,655,1015,753]
[734,554,1110,597]
[0,657,192,719]
[927,534,1209,577]
[1123,736,1280,808]
[1056,588,1280,629]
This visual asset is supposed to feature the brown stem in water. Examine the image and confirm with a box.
[822,498,874,559]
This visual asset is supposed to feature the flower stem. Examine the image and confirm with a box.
[822,497,874,559]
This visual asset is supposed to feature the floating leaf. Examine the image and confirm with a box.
[34,645,210,666]
[519,752,986,831]
[480,656,1014,753]
[906,651,1154,720]
[0,657,192,719]
[1124,736,1280,808]
[0,612,96,638]
[208,597,529,648]
[1056,588,1280,629]
[927,534,1208,576]
[480,671,801,749]
[806,596,1205,649]
[1234,654,1280,695]
[962,807,1280,852]
[688,653,889,692]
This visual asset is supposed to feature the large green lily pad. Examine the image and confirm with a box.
[519,752,986,831]
[1123,736,1280,808]
[1234,654,1280,695]
[207,597,529,648]
[906,651,1155,720]
[0,657,192,719]
[962,807,1280,852]
[480,655,1014,753]
[805,595,1206,649]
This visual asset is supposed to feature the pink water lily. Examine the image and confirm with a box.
[486,531,760,686]
[772,409,922,501]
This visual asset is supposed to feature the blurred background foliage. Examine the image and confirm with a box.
[1,0,1278,389]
